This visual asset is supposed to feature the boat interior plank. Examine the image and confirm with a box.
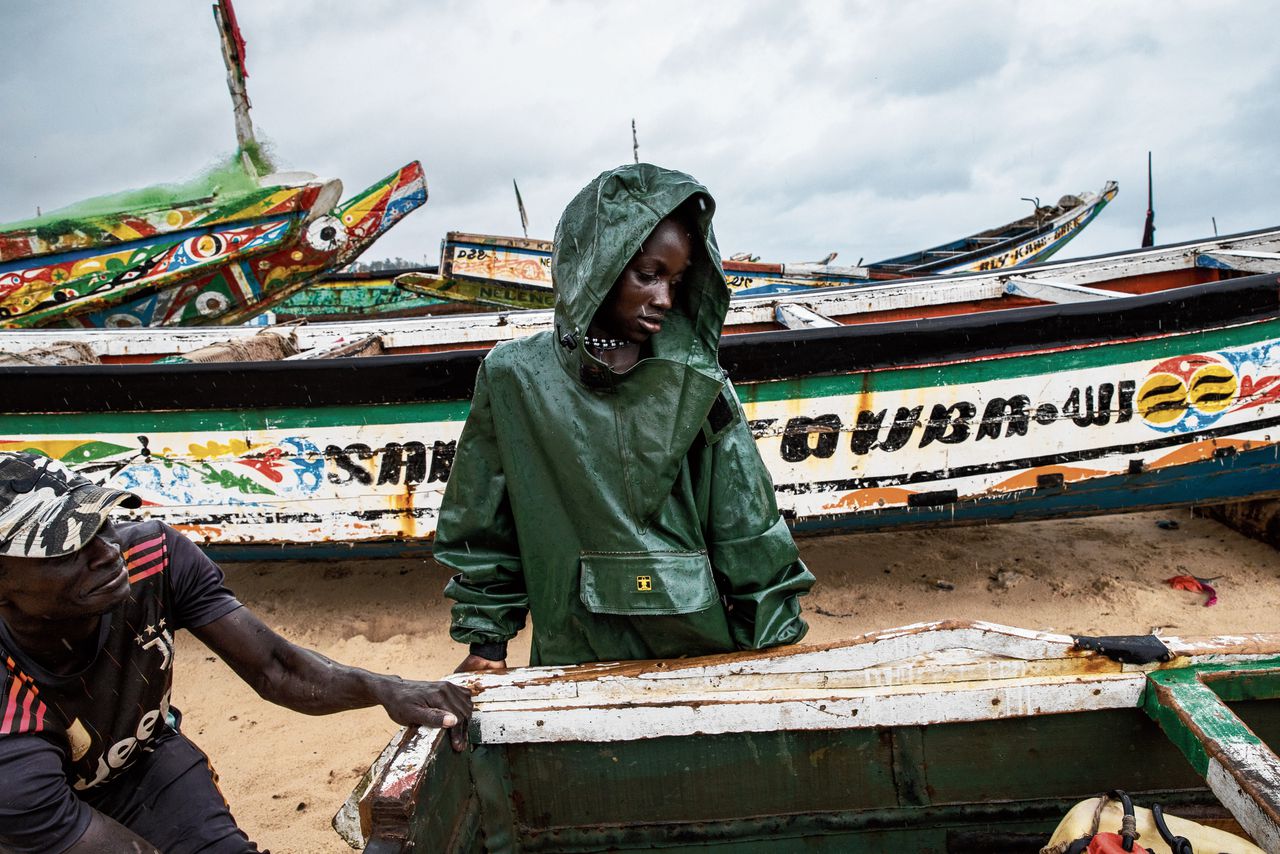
[1004,276,1126,304]
[774,303,841,330]
[1198,250,1280,274]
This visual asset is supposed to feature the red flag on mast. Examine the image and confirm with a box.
[218,0,249,80]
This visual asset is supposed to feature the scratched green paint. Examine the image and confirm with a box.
[1142,658,1280,778]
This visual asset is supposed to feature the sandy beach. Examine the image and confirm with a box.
[171,509,1280,853]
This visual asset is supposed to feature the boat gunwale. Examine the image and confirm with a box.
[339,620,1280,850]
[1,271,1277,414]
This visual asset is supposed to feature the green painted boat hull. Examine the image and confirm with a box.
[380,710,1273,853]
[346,625,1280,852]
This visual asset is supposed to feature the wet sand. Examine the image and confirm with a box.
[170,509,1280,853]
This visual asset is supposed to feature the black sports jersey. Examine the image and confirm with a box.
[1,522,175,790]
[0,521,242,852]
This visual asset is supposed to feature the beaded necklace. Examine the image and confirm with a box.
[584,335,632,351]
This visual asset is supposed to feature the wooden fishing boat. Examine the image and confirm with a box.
[1,226,1279,558]
[395,181,1118,310]
[270,266,459,323]
[0,174,341,328]
[53,162,428,328]
[870,181,1118,276]
[334,620,1280,853]
[0,2,426,329]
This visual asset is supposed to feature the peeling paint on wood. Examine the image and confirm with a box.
[1144,662,1280,850]
[342,621,1280,852]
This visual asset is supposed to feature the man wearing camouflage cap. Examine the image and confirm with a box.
[0,452,472,853]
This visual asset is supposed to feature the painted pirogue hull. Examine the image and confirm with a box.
[397,233,876,310]
[55,162,428,328]
[0,181,335,327]
[395,181,1117,310]
[1,228,1279,556]
[271,268,456,323]
[337,621,1280,853]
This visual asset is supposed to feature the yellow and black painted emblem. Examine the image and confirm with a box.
[636,575,653,592]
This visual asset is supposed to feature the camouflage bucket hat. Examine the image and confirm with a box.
[0,452,141,559]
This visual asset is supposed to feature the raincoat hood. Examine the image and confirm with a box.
[551,163,729,386]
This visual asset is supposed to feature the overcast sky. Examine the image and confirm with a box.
[3,1,1277,267]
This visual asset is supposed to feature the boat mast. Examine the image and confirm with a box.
[212,0,259,179]
[1141,152,1156,248]
[513,180,529,238]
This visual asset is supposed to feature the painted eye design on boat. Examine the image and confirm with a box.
[185,233,228,260]
[304,215,348,253]
[196,291,231,317]
[105,313,143,328]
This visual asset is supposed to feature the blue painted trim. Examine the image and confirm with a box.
[0,212,305,274]
[791,443,1280,535]
[1197,255,1237,271]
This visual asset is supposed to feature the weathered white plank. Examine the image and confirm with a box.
[333,724,411,849]
[471,621,1280,705]
[468,621,1079,695]
[472,655,1119,708]
[1198,249,1280,274]
[774,303,841,329]
[1004,276,1125,303]
[459,623,1280,742]
[777,262,870,279]
[1207,754,1280,853]
[474,672,1145,743]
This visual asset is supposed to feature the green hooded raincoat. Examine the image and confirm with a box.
[436,164,813,667]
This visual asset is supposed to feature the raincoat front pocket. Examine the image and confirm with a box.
[579,551,717,616]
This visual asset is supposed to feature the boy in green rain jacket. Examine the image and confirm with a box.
[437,164,814,670]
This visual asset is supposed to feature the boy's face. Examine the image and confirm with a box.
[596,218,692,344]
[0,520,130,622]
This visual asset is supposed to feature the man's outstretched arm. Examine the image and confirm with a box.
[191,607,473,750]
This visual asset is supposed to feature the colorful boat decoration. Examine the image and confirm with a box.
[270,267,474,323]
[336,620,1280,852]
[56,162,428,328]
[396,232,876,310]
[0,177,340,328]
[1,226,1279,557]
[1,2,427,329]
[396,181,1118,310]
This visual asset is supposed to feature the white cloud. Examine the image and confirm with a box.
[1,0,1276,270]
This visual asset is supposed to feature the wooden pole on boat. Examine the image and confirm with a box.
[212,0,259,178]
[1141,151,1156,248]
[513,180,529,239]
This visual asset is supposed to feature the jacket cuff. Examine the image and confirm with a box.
[470,641,508,661]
